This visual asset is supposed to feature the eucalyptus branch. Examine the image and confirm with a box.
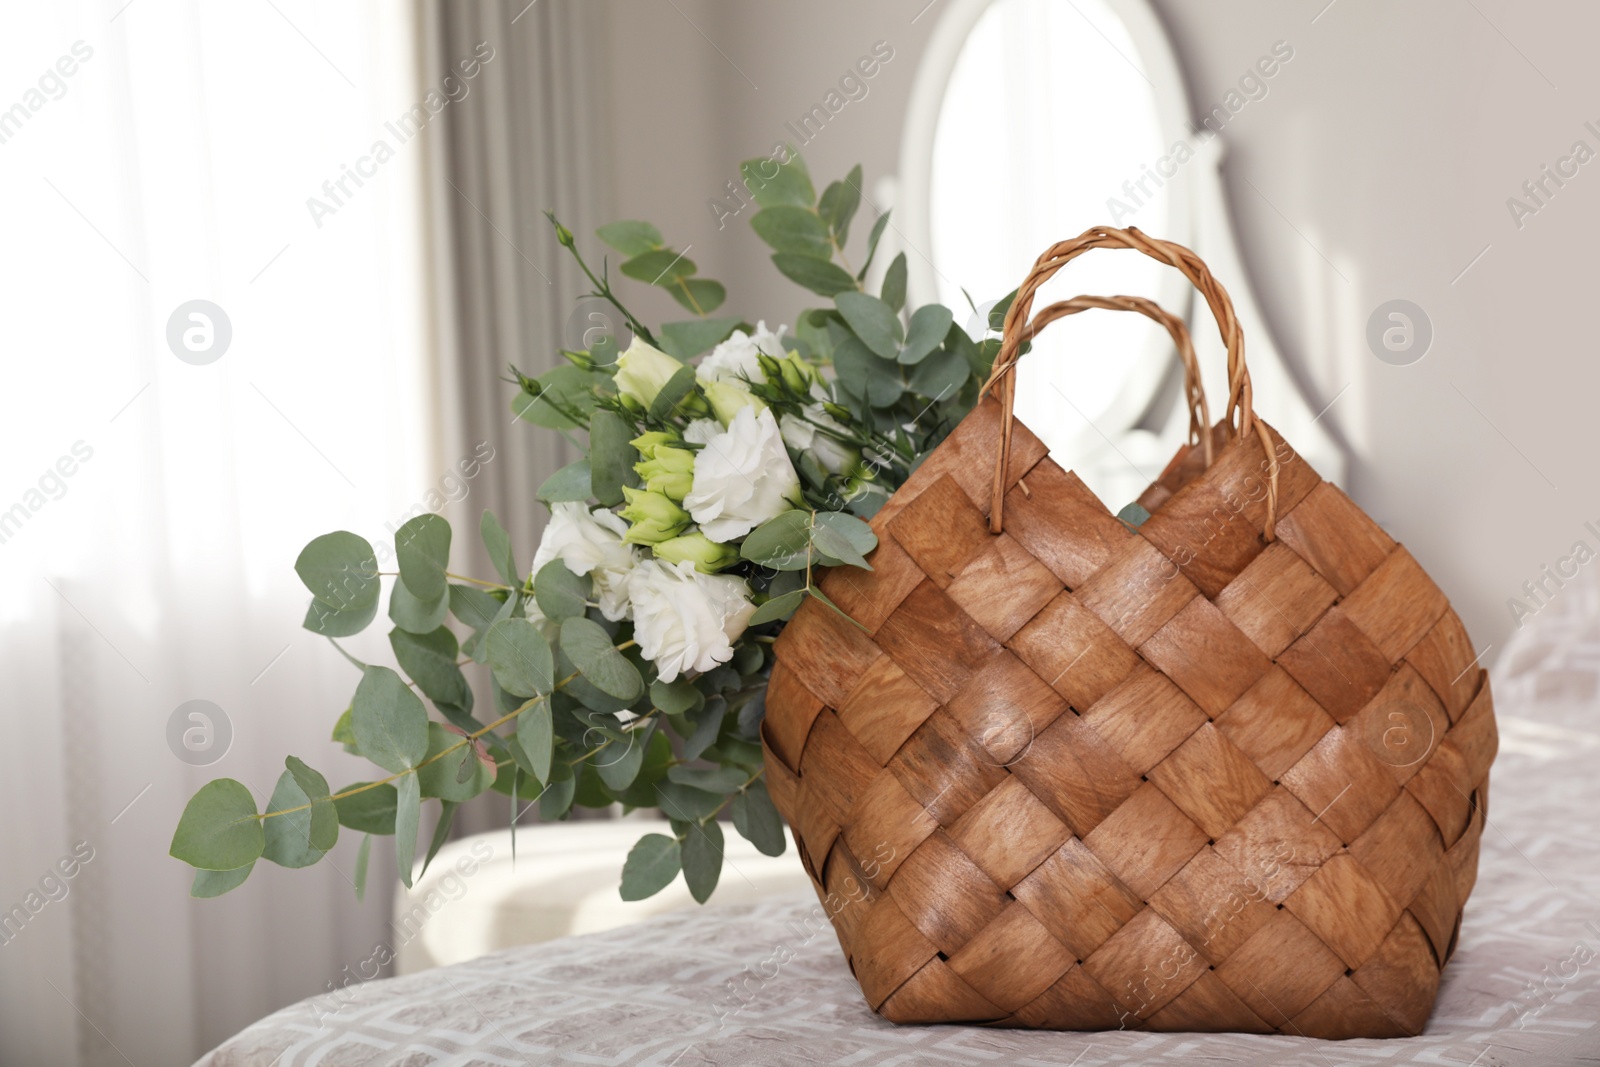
[568,706,663,766]
[257,684,563,821]
[376,570,513,592]
[698,767,767,826]
[259,637,641,821]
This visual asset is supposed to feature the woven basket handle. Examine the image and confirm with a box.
[980,225,1280,537]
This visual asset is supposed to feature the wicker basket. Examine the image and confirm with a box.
[761,227,1495,1038]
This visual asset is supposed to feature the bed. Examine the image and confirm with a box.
[197,587,1600,1066]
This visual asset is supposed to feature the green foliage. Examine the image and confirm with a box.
[296,532,379,613]
[395,774,422,888]
[171,780,262,872]
[595,220,663,256]
[262,758,336,869]
[395,514,451,602]
[298,533,381,638]
[881,252,908,312]
[537,460,592,503]
[510,704,553,785]
[560,617,643,702]
[351,666,429,775]
[353,835,372,900]
[479,510,519,587]
[732,781,785,856]
[739,152,815,209]
[192,863,254,898]
[600,220,726,316]
[772,253,856,297]
[901,305,955,365]
[486,618,555,698]
[532,560,590,621]
[514,365,605,430]
[621,249,695,285]
[747,588,805,625]
[620,833,680,901]
[335,783,398,835]
[751,206,832,258]
[389,578,448,635]
[739,510,813,570]
[174,154,1005,909]
[859,210,891,280]
[588,410,635,507]
[818,165,862,245]
[417,723,494,801]
[658,317,742,361]
[680,819,723,904]
[389,626,474,728]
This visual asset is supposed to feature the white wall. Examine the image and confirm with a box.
[602,0,1597,653]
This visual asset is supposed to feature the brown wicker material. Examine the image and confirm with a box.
[762,227,1495,1038]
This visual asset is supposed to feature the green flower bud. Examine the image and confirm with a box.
[639,468,693,501]
[653,531,739,572]
[756,353,785,383]
[779,351,817,394]
[704,379,766,426]
[619,486,690,545]
[822,400,852,422]
[613,338,683,408]
[638,455,694,502]
[630,431,678,457]
[631,431,696,501]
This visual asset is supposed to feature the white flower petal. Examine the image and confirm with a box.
[626,559,755,682]
[530,502,639,620]
[683,406,802,542]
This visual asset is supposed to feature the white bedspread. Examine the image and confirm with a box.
[199,594,1600,1066]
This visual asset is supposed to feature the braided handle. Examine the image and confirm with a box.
[980,225,1279,537]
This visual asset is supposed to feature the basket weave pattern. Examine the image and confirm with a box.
[760,229,1495,1038]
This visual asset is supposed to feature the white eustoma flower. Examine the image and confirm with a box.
[626,558,755,681]
[780,405,856,474]
[696,321,786,387]
[531,502,639,621]
[683,418,722,445]
[683,406,803,541]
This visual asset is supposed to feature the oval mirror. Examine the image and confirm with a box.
[897,0,1201,505]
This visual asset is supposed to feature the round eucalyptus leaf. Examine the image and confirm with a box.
[559,617,643,702]
[170,779,263,872]
[533,560,591,621]
[620,833,681,901]
[681,819,724,904]
[335,782,397,835]
[395,514,451,602]
[835,291,903,360]
[191,861,254,898]
[732,782,786,857]
[486,617,555,698]
[351,666,429,774]
[295,531,379,613]
[388,579,449,635]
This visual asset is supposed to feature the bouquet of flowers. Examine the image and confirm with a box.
[169,153,1008,903]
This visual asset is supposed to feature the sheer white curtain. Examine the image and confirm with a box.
[0,2,433,1062]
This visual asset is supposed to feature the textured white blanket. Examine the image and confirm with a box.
[198,597,1600,1066]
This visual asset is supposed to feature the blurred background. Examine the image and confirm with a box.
[1,0,1594,1062]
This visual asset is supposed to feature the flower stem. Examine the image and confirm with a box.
[545,211,657,346]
